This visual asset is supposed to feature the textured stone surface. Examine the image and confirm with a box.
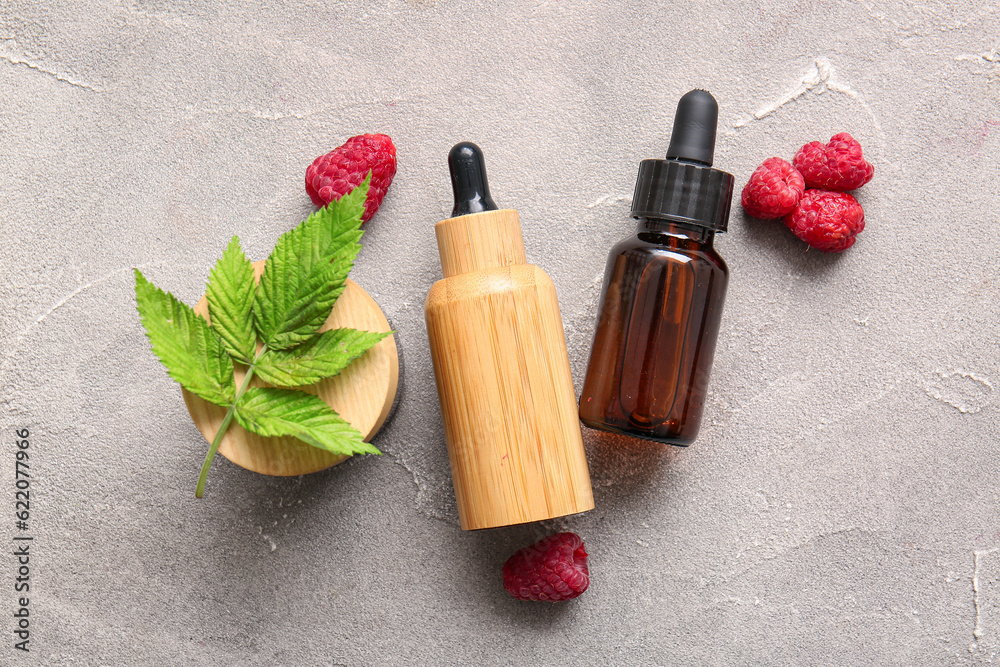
[1,1,999,664]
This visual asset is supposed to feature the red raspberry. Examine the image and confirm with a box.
[305,133,397,223]
[502,532,589,602]
[741,157,805,219]
[784,189,865,252]
[793,132,874,191]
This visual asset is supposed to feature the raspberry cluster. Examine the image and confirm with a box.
[741,133,873,252]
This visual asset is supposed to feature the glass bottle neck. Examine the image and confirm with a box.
[635,217,716,248]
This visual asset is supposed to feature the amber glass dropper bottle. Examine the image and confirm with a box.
[579,90,735,446]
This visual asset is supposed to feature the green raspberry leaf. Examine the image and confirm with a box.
[134,269,235,406]
[206,236,257,362]
[255,328,391,387]
[252,175,369,350]
[306,171,371,264]
[234,387,381,456]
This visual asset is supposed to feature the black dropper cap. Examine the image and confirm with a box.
[449,142,499,217]
[665,90,718,166]
[631,90,734,232]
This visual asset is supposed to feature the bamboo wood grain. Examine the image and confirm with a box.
[183,261,399,477]
[426,210,594,530]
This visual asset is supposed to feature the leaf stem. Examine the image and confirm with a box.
[195,347,267,498]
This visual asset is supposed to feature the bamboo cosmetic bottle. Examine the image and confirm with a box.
[579,90,735,446]
[425,142,594,530]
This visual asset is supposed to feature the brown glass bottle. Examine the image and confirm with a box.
[579,218,727,445]
[578,89,734,446]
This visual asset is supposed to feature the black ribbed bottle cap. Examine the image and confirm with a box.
[631,90,735,232]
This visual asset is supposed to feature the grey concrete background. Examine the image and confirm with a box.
[1,0,998,664]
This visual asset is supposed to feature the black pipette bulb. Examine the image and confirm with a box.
[665,89,718,166]
[448,142,499,217]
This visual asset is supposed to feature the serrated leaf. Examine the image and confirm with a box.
[134,269,235,406]
[233,387,380,456]
[252,176,369,350]
[206,236,257,362]
[258,257,359,350]
[254,328,391,387]
[306,171,370,264]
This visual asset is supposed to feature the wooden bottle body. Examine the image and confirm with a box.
[425,210,594,530]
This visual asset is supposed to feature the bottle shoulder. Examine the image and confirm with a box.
[607,234,728,274]
[426,264,555,310]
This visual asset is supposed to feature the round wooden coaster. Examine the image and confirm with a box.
[182,262,399,476]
